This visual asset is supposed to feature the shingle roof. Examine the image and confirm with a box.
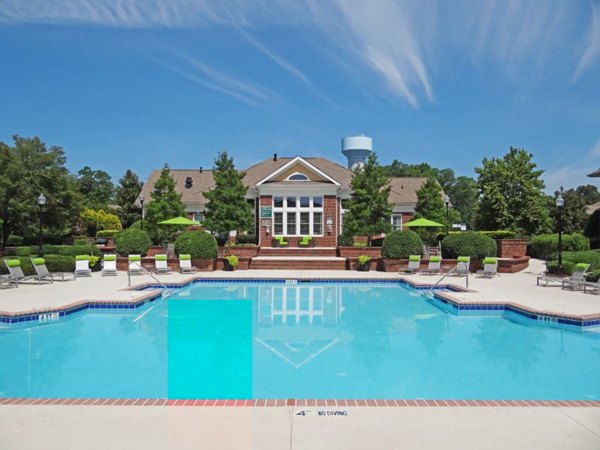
[588,169,600,178]
[140,157,428,208]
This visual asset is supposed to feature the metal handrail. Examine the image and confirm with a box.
[425,263,469,296]
[127,262,174,298]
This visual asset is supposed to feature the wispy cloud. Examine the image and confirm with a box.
[544,139,600,191]
[153,52,271,106]
[573,2,600,80]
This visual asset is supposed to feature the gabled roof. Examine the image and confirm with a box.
[255,156,341,186]
[388,177,429,204]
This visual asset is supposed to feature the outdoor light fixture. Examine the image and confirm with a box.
[140,194,145,230]
[37,193,46,257]
[444,194,450,236]
[556,192,564,274]
[326,217,333,234]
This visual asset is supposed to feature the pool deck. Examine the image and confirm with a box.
[2,258,600,449]
[1,259,600,320]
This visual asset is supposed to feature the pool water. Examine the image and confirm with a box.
[1,282,599,400]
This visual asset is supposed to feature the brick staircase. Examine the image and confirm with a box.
[257,247,338,257]
[250,256,347,270]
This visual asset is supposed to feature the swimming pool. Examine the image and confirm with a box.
[1,281,599,400]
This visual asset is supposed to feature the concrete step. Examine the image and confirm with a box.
[258,247,338,257]
[250,256,347,270]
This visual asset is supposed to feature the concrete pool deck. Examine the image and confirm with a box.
[1,259,600,320]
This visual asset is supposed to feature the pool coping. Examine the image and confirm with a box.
[1,397,599,408]
[1,275,599,328]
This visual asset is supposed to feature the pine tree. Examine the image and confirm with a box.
[343,153,393,245]
[474,147,551,235]
[414,178,446,224]
[203,152,253,236]
[144,164,186,243]
[116,169,143,228]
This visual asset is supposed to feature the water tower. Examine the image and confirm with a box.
[341,134,373,170]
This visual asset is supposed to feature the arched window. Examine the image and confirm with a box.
[288,173,309,181]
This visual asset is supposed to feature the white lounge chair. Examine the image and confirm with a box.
[0,274,18,289]
[421,256,441,275]
[561,263,591,291]
[102,254,118,276]
[31,257,74,283]
[179,254,197,274]
[128,255,143,275]
[476,257,499,278]
[455,256,470,276]
[4,259,35,284]
[74,255,92,277]
[404,255,421,274]
[155,254,172,274]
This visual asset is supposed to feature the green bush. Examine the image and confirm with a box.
[96,229,120,238]
[528,233,590,258]
[114,228,152,255]
[44,255,76,272]
[73,238,89,246]
[547,260,576,276]
[476,230,517,239]
[16,246,33,256]
[129,220,142,230]
[585,269,600,282]
[57,245,100,257]
[0,257,34,275]
[42,244,62,254]
[382,230,423,259]
[561,250,600,271]
[236,234,257,245]
[337,233,354,247]
[6,235,23,246]
[441,232,497,259]
[174,231,218,259]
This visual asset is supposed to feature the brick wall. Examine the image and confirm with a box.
[497,239,528,258]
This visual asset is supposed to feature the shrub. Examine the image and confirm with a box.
[528,233,590,259]
[44,255,76,272]
[225,255,239,268]
[441,232,497,259]
[114,228,152,255]
[382,230,423,259]
[15,246,33,256]
[0,257,34,275]
[476,230,517,239]
[546,260,576,276]
[57,245,100,257]
[6,235,23,246]
[352,241,368,248]
[73,238,89,246]
[174,231,218,259]
[129,220,142,230]
[357,255,372,265]
[236,234,257,245]
[96,230,120,238]
[585,269,600,282]
[561,250,600,271]
[337,233,354,247]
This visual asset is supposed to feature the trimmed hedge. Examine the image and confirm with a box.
[114,228,152,255]
[586,269,600,282]
[96,230,120,238]
[236,234,258,245]
[381,230,423,259]
[560,250,600,271]
[441,232,497,260]
[6,235,24,246]
[6,244,100,257]
[528,233,590,259]
[73,238,89,246]
[547,260,576,276]
[175,231,218,259]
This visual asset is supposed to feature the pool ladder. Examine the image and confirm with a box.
[424,264,469,297]
[127,263,174,299]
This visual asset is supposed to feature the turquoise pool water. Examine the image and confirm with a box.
[1,282,599,400]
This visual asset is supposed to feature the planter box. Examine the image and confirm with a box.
[220,246,259,258]
[338,247,382,258]
[497,239,528,258]
[191,258,215,272]
[381,258,403,272]
[498,256,530,273]
[347,258,379,271]
[215,257,251,270]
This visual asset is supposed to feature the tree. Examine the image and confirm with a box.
[116,170,143,228]
[413,178,460,243]
[445,176,479,225]
[0,135,82,249]
[79,208,122,236]
[76,166,115,208]
[551,187,588,234]
[575,185,600,205]
[385,160,456,191]
[203,152,253,236]
[474,147,551,235]
[343,153,393,245]
[144,164,186,244]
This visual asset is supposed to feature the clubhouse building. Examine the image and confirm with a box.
[140,136,428,247]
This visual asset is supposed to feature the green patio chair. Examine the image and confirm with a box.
[299,236,313,247]
[272,236,288,247]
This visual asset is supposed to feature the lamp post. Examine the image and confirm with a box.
[444,194,450,236]
[37,193,46,257]
[140,194,145,230]
[556,192,564,274]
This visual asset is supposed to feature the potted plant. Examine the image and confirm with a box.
[357,255,372,271]
[224,255,239,271]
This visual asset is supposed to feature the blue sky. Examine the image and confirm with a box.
[1,0,599,192]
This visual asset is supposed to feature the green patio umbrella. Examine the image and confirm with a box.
[403,217,444,228]
[158,217,200,225]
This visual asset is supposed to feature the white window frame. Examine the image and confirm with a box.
[392,213,403,231]
[272,196,324,236]
[287,172,310,181]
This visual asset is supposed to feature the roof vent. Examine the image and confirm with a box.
[273,153,278,161]
[185,177,193,189]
